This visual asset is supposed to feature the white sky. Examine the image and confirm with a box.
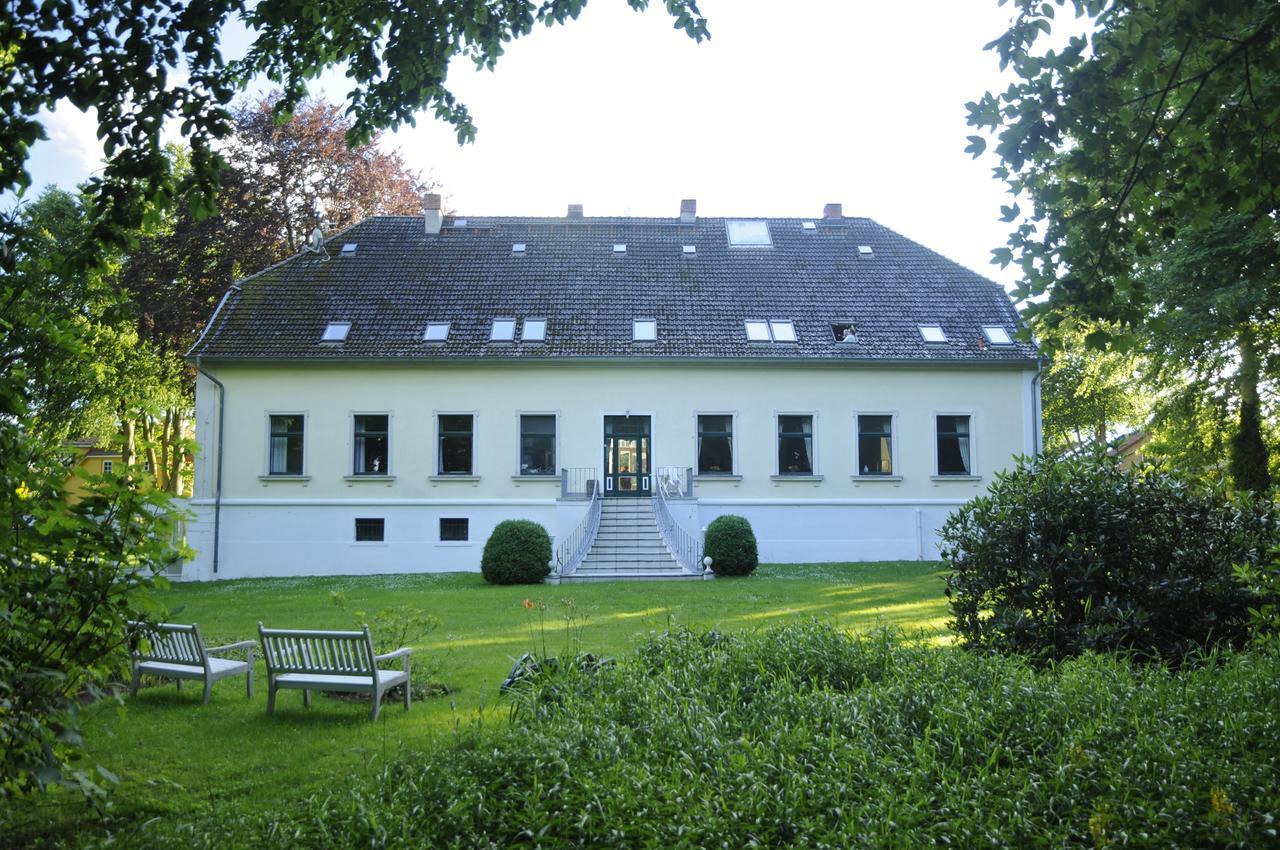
[25,0,1029,290]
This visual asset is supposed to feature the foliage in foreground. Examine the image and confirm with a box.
[112,622,1279,848]
[480,520,552,585]
[704,513,758,577]
[942,453,1277,663]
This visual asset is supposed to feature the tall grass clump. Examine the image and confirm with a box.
[120,622,1280,849]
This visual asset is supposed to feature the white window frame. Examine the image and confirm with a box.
[101,459,114,475]
[919,325,947,343]
[726,219,772,246]
[632,318,657,342]
[423,321,450,342]
[349,410,394,478]
[435,410,479,477]
[769,320,797,342]
[933,411,979,479]
[515,410,560,477]
[489,318,516,342]
[263,410,309,477]
[321,321,351,342]
[693,410,738,478]
[982,325,1014,345]
[744,320,771,342]
[521,318,547,343]
[773,410,820,477]
[852,410,899,479]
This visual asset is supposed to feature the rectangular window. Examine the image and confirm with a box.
[521,319,547,342]
[937,415,972,475]
[727,220,772,246]
[857,415,893,475]
[519,415,556,475]
[353,415,389,475]
[633,319,657,341]
[355,518,385,542]
[102,460,114,474]
[269,414,305,475]
[778,415,814,475]
[439,414,474,474]
[440,518,469,541]
[490,319,515,341]
[697,415,733,475]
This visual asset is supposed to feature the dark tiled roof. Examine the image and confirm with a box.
[189,215,1037,364]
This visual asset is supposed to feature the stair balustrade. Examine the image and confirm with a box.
[554,471,601,578]
[653,466,706,576]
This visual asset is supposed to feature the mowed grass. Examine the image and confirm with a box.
[10,561,948,848]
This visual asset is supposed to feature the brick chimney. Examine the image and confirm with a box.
[823,202,843,220]
[680,198,697,224]
[567,203,584,218]
[424,194,442,234]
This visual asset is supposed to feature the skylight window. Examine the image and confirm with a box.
[858,245,874,255]
[744,320,797,343]
[522,318,546,342]
[613,243,627,254]
[802,221,817,231]
[490,319,516,341]
[423,322,450,342]
[727,220,772,246]
[512,242,526,254]
[919,325,947,343]
[321,322,351,342]
[682,245,696,255]
[452,218,468,228]
[340,243,357,255]
[982,326,1013,345]
[633,319,657,341]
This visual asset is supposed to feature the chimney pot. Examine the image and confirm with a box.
[424,193,442,211]
[424,193,443,234]
[567,204,584,218]
[823,202,843,220]
[680,198,697,224]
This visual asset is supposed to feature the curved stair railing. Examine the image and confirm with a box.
[653,467,707,576]
[554,472,601,578]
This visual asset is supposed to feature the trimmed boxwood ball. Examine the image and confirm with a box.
[705,514,758,577]
[481,520,552,585]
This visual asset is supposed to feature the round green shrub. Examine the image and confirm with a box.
[481,520,552,585]
[941,452,1278,663]
[705,514,758,577]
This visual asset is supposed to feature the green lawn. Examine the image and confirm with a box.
[12,562,948,847]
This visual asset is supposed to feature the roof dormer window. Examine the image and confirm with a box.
[321,322,351,343]
[919,325,947,343]
[522,318,546,342]
[982,326,1014,345]
[490,318,516,342]
[423,322,450,342]
[632,319,657,342]
[727,220,771,246]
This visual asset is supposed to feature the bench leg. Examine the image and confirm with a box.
[246,666,254,699]
[303,689,311,709]
[175,678,182,694]
[266,679,277,716]
[202,678,213,704]
[130,665,141,698]
[371,688,381,721]
[403,657,411,712]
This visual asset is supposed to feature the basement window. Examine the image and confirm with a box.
[321,322,351,343]
[727,220,771,246]
[919,325,947,344]
[440,518,469,542]
[521,318,547,342]
[982,326,1014,345]
[490,319,516,342]
[355,518,385,542]
[633,319,657,342]
[423,322,450,342]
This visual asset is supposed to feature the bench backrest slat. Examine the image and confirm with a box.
[258,624,375,678]
[129,621,207,668]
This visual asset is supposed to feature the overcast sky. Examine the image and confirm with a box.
[26,0,1036,291]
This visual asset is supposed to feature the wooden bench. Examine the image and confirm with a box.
[128,621,255,704]
[257,623,412,720]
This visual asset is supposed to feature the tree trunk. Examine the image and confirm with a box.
[1229,330,1271,493]
[159,409,172,490]
[120,413,136,469]
[141,416,160,484]
[1094,421,1107,447]
[167,409,185,496]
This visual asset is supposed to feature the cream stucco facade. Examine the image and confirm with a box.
[184,359,1040,579]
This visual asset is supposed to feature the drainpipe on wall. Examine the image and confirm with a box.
[1030,356,1045,455]
[194,358,225,575]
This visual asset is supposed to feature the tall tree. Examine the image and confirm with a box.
[966,0,1280,490]
[1040,319,1150,453]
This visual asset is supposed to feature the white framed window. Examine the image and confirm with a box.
[696,413,735,476]
[727,220,771,246]
[801,221,817,231]
[101,460,114,474]
[613,243,627,254]
[352,413,390,475]
[854,412,897,476]
[682,244,696,255]
[982,325,1014,345]
[512,242,526,254]
[935,413,976,476]
[919,325,947,343]
[770,320,797,342]
[423,322,450,342]
[340,243,357,256]
[745,320,771,342]
[266,412,306,475]
[521,318,547,342]
[633,319,657,341]
[518,413,557,476]
[744,320,797,342]
[490,319,516,341]
[776,413,816,476]
[321,321,351,342]
[438,413,475,475]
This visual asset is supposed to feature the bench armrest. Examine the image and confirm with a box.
[206,640,257,655]
[375,647,413,662]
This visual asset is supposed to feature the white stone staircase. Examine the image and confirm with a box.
[565,499,698,581]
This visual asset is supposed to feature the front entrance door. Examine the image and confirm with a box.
[604,415,651,497]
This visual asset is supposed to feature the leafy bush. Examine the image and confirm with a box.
[941,452,1277,662]
[112,622,1280,848]
[480,519,551,585]
[1235,540,1280,649]
[705,514,758,576]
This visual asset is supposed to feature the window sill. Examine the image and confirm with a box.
[258,474,311,482]
[693,474,743,482]
[343,475,396,483]
[770,474,824,482]
[930,474,982,482]
[435,541,472,547]
[429,475,481,482]
[511,475,560,482]
[851,475,903,482]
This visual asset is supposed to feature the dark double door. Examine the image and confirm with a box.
[604,415,651,497]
